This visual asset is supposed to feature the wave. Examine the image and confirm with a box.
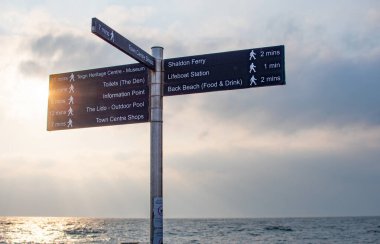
[264,225,294,232]
[64,227,107,236]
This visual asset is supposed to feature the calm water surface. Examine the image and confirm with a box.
[0,216,379,243]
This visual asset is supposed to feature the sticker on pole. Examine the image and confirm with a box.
[153,197,163,228]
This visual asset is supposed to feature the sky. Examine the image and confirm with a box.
[0,0,379,218]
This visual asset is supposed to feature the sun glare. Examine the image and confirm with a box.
[8,77,48,123]
[3,217,64,242]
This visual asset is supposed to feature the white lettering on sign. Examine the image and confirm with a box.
[87,107,95,112]
[202,82,218,89]
[52,87,68,93]
[146,57,154,66]
[96,117,109,123]
[133,101,145,108]
[49,110,67,116]
[167,85,181,92]
[111,103,131,110]
[261,76,281,83]
[120,79,131,86]
[167,60,190,68]
[51,99,66,105]
[167,73,189,80]
[190,70,209,77]
[89,71,107,78]
[110,116,127,122]
[118,77,146,87]
[265,63,281,69]
[103,81,119,87]
[128,44,154,66]
[107,69,122,76]
[224,79,242,87]
[85,102,147,113]
[191,58,206,65]
[128,114,145,121]
[95,114,146,124]
[132,89,145,96]
[98,24,112,40]
[76,74,87,80]
[54,122,66,127]
[57,76,68,82]
[72,69,124,79]
[183,84,200,91]
[260,49,281,57]
[102,89,145,99]
[97,106,107,112]
[103,92,127,99]
[133,77,145,85]
[167,58,207,68]
[126,66,145,73]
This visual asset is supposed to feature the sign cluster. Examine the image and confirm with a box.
[47,17,287,244]
[48,64,149,131]
[48,18,286,131]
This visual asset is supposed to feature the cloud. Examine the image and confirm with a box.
[18,60,45,78]
[165,143,380,217]
[18,33,124,78]
[8,4,157,80]
[1,0,380,218]
[0,173,149,217]
[14,7,164,79]
[189,40,380,134]
[0,151,150,217]
[98,5,155,25]
[149,0,380,133]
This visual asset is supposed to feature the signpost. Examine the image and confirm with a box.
[164,45,285,96]
[47,17,286,244]
[47,63,149,131]
[150,47,164,244]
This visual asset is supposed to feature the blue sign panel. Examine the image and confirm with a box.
[164,45,285,96]
[91,18,155,70]
[48,63,149,130]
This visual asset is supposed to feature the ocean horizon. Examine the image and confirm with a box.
[1,216,379,243]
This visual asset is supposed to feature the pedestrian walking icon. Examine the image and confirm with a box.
[69,73,75,82]
[69,84,75,93]
[110,31,115,42]
[250,75,257,86]
[249,50,256,60]
[67,118,73,128]
[249,63,256,73]
[68,96,74,105]
[68,107,74,116]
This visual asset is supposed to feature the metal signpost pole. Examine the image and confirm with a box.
[150,46,164,244]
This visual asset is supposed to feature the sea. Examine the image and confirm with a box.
[0,216,379,243]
